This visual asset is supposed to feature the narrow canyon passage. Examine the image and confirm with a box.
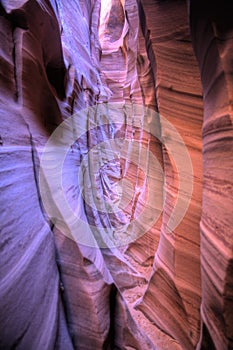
[0,1,233,349]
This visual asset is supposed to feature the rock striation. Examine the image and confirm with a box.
[0,0,232,349]
[189,2,233,349]
[136,1,203,349]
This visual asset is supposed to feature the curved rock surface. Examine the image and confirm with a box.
[136,1,203,349]
[189,2,233,349]
[0,0,232,349]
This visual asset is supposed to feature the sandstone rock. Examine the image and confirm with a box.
[136,1,203,349]
[0,0,155,348]
[189,1,233,349]
[0,3,72,347]
[0,0,232,349]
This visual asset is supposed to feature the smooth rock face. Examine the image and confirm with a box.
[0,2,72,349]
[0,1,232,350]
[136,1,203,349]
[189,2,233,349]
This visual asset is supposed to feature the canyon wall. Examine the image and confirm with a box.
[189,2,233,349]
[137,1,203,349]
[0,0,232,349]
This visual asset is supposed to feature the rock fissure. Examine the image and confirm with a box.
[0,1,233,349]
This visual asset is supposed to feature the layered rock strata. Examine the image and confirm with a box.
[189,2,233,349]
[136,1,203,349]
[0,0,232,349]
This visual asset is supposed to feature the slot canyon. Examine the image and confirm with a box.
[0,0,233,349]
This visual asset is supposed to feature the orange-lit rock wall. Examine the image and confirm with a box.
[0,1,232,349]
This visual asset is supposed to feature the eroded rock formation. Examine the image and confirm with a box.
[0,0,232,349]
[189,2,233,349]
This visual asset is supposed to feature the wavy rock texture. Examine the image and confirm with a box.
[189,2,233,349]
[135,1,204,350]
[0,0,232,349]
[0,2,72,349]
[0,0,154,349]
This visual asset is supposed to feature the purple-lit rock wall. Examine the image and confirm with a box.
[0,0,232,349]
